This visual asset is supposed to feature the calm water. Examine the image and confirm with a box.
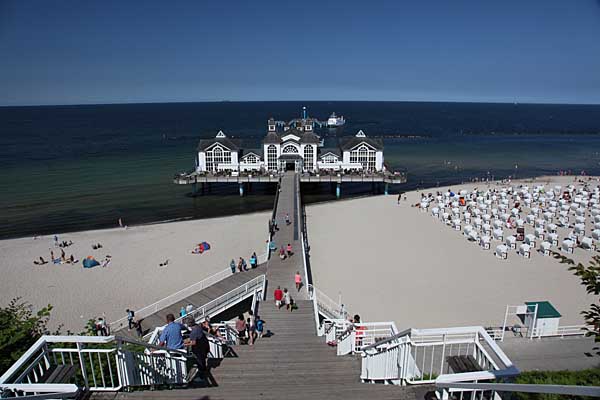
[1,101,599,239]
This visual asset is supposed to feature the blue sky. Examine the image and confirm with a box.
[1,0,599,105]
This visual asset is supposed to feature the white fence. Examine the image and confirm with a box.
[0,335,189,397]
[531,324,591,339]
[360,326,518,386]
[110,253,268,331]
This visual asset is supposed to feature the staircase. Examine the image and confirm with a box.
[98,299,430,400]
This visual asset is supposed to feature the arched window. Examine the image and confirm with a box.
[282,145,298,154]
[303,145,314,170]
[350,144,376,171]
[267,145,278,171]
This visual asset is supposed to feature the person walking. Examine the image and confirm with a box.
[230,259,236,274]
[135,319,143,337]
[285,213,290,225]
[294,271,302,292]
[246,317,255,345]
[238,257,244,272]
[274,286,283,309]
[126,309,135,330]
[250,252,257,269]
[235,314,247,344]
[283,288,291,310]
[185,319,210,379]
[180,306,187,318]
[279,246,286,260]
[158,314,185,350]
[286,243,293,257]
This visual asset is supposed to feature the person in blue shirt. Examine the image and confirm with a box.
[159,314,185,350]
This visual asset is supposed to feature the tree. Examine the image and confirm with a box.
[0,298,53,375]
[552,253,600,344]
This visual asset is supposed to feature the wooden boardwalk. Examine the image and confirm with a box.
[114,265,267,340]
[94,172,432,399]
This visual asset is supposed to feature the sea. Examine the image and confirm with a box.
[1,101,600,239]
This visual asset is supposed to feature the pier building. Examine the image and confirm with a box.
[196,119,384,174]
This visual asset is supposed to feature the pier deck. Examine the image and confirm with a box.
[174,171,407,185]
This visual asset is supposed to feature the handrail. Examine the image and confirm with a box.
[110,257,267,331]
[435,382,600,397]
[174,274,265,326]
[361,327,412,352]
[0,383,80,399]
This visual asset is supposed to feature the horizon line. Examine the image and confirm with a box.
[2,99,600,108]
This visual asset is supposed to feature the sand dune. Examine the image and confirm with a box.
[0,212,270,332]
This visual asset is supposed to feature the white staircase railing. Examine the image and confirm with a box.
[435,382,600,400]
[110,253,268,331]
[0,335,189,397]
[359,326,518,386]
[143,275,266,341]
[308,284,348,321]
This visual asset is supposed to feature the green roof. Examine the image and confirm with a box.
[526,301,562,319]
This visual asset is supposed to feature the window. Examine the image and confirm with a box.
[267,145,278,171]
[322,154,338,163]
[243,154,259,164]
[205,145,231,172]
[282,145,298,153]
[350,145,376,171]
[206,152,214,172]
[303,145,314,170]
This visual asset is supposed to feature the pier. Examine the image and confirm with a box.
[174,170,407,198]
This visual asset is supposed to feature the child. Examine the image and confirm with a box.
[255,316,265,339]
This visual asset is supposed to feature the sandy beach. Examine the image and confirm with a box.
[307,175,598,330]
[0,212,270,332]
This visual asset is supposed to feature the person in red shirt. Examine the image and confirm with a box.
[274,286,284,309]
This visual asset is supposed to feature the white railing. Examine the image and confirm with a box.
[0,335,189,396]
[308,284,347,321]
[360,326,517,386]
[110,254,267,331]
[337,328,355,356]
[0,383,80,399]
[530,324,591,339]
[142,275,266,341]
[323,319,351,342]
[176,275,265,325]
[436,382,600,400]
